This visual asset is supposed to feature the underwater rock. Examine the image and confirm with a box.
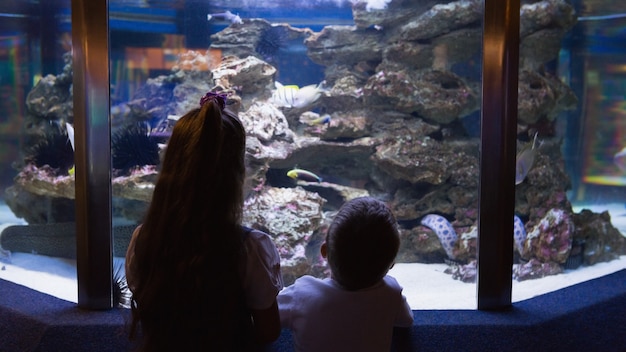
[242,187,325,285]
[26,75,72,119]
[523,208,574,263]
[299,111,372,140]
[518,0,577,69]
[6,164,158,224]
[520,28,571,70]
[268,137,376,179]
[4,180,76,224]
[111,166,159,202]
[519,0,577,38]
[292,181,369,211]
[396,225,449,263]
[11,164,75,200]
[210,19,313,63]
[513,258,563,281]
[445,259,477,283]
[363,69,478,123]
[305,25,384,67]
[382,27,482,72]
[351,0,437,30]
[398,0,482,41]
[517,70,577,124]
[572,209,626,266]
[211,55,276,96]
[373,137,479,185]
[391,184,456,221]
[239,101,294,144]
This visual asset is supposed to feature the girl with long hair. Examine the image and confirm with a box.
[126,92,283,351]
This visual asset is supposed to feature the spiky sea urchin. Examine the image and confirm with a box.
[113,260,131,308]
[111,122,160,174]
[25,129,74,174]
[256,26,288,62]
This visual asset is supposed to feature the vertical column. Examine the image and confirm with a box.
[72,0,113,309]
[477,0,520,310]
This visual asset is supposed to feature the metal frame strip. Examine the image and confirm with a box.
[72,0,113,309]
[478,0,520,310]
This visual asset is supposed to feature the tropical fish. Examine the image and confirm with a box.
[614,146,626,172]
[271,81,327,109]
[207,11,242,25]
[270,82,300,108]
[515,132,539,185]
[65,123,76,176]
[302,114,331,126]
[287,168,322,183]
[66,122,75,151]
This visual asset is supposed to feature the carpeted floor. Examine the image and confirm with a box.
[1,269,626,352]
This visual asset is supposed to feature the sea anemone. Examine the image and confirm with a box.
[112,122,160,174]
[25,129,74,174]
[256,26,288,62]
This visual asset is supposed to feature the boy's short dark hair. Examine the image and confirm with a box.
[326,197,400,291]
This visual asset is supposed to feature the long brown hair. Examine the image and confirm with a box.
[129,98,248,351]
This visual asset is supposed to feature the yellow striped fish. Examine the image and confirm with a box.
[270,82,300,108]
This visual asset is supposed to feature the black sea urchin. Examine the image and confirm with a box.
[256,26,288,62]
[25,129,74,174]
[111,123,160,174]
[113,259,131,308]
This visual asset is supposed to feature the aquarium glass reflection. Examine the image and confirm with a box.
[0,0,625,310]
[0,0,77,300]
[510,0,626,302]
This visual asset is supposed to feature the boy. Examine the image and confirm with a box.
[278,197,414,352]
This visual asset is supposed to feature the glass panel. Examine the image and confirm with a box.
[108,0,485,310]
[512,0,626,303]
[0,1,77,301]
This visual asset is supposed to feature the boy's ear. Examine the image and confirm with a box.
[320,242,328,258]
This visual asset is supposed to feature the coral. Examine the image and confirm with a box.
[513,258,562,281]
[523,208,573,263]
[242,187,326,285]
[445,259,477,283]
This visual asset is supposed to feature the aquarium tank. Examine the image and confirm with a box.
[0,0,625,310]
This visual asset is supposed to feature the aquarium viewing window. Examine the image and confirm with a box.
[0,0,625,314]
